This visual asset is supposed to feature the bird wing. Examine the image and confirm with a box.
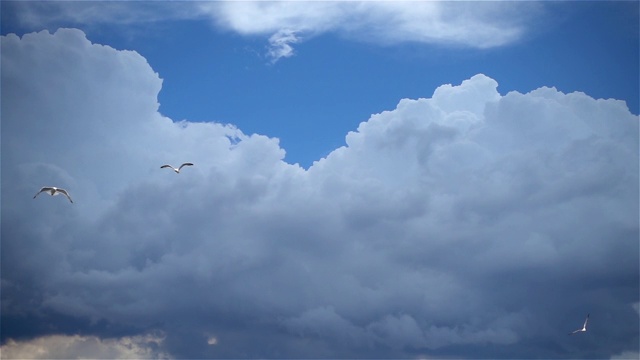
[57,188,74,203]
[583,314,589,329]
[178,162,194,170]
[33,187,53,198]
[160,165,174,170]
[568,329,581,335]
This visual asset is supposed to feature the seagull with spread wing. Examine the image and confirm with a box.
[33,187,74,203]
[568,314,589,335]
[160,162,194,173]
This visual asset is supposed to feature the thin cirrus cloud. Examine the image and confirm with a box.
[6,1,539,62]
[200,1,537,62]
[1,28,638,358]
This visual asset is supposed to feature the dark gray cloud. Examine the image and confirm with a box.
[1,28,638,359]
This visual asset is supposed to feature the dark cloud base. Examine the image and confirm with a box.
[1,311,144,345]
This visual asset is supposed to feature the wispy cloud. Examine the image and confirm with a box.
[267,29,300,63]
[6,1,198,27]
[199,1,539,61]
[6,1,541,63]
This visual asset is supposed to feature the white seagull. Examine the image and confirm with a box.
[160,162,194,173]
[568,314,589,335]
[33,187,74,203]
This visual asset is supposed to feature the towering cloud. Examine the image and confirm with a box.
[1,29,638,359]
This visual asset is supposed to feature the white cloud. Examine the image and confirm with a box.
[0,333,171,359]
[200,1,538,61]
[201,2,534,47]
[7,1,540,62]
[206,336,218,346]
[267,29,300,63]
[1,28,638,359]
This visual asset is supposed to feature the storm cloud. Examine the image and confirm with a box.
[1,29,638,358]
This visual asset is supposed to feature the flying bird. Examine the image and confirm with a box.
[568,314,589,335]
[160,163,194,173]
[33,187,74,203]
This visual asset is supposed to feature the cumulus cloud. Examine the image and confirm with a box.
[6,1,540,62]
[1,29,638,359]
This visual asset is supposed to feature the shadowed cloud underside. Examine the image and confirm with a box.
[1,28,638,359]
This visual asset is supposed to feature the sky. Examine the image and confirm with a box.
[0,1,638,359]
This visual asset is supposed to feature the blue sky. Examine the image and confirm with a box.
[1,1,639,359]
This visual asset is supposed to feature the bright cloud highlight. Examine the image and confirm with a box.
[7,1,539,62]
[202,1,536,61]
[0,333,170,359]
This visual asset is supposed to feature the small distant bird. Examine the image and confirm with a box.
[160,163,194,173]
[33,187,74,203]
[568,314,589,335]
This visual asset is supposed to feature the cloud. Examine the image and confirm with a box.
[267,29,300,63]
[1,28,638,359]
[206,335,218,346]
[0,333,170,359]
[4,1,199,28]
[202,2,534,45]
[611,351,640,360]
[611,304,640,359]
[201,1,539,61]
[6,2,541,62]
